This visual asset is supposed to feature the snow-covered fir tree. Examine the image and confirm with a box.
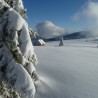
[4,0,26,17]
[59,36,64,46]
[0,0,38,98]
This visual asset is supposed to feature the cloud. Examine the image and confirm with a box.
[72,12,81,22]
[73,0,98,36]
[36,20,65,38]
[73,1,98,21]
[83,1,98,22]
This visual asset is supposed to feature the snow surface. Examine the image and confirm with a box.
[34,39,98,98]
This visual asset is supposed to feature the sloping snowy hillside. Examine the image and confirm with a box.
[34,39,98,98]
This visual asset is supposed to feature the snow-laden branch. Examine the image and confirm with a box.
[0,0,38,98]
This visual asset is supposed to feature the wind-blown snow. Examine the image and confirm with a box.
[34,39,98,98]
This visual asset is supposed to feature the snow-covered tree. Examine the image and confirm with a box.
[59,36,64,46]
[4,0,27,18]
[0,0,38,98]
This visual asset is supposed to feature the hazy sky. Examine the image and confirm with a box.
[23,0,98,32]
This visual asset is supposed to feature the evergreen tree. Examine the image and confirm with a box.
[0,0,38,98]
[59,36,64,46]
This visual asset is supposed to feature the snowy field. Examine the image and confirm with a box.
[34,38,98,98]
